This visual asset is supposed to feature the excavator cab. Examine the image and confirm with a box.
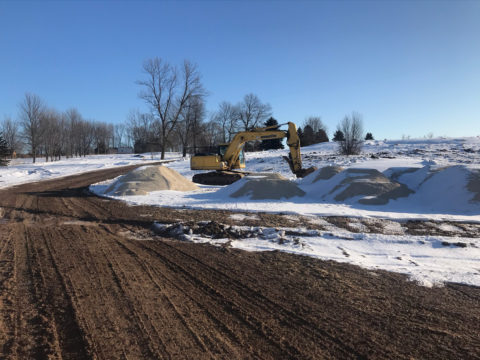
[219,144,245,169]
[190,144,245,171]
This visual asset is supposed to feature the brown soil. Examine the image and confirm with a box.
[0,164,479,359]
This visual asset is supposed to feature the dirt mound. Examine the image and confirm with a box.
[330,169,412,205]
[105,165,198,196]
[300,166,344,186]
[227,173,306,200]
[313,166,344,182]
[301,168,413,205]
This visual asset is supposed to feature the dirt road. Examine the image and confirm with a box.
[0,165,479,359]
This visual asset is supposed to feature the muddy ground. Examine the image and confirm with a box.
[0,164,479,359]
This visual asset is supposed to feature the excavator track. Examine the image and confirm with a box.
[192,171,250,186]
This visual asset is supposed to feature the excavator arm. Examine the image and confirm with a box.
[224,122,312,177]
[223,126,289,170]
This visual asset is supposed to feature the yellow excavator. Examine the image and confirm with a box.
[190,122,317,185]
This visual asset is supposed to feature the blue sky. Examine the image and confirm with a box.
[1,0,479,139]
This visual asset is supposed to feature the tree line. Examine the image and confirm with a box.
[1,57,373,164]
[1,93,128,163]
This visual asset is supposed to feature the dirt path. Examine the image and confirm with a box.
[0,165,479,359]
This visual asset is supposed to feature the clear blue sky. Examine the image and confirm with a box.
[1,0,479,139]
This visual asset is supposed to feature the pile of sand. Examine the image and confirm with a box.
[221,173,306,200]
[104,165,198,196]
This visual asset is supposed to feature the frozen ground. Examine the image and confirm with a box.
[152,219,479,288]
[2,138,479,287]
[89,137,480,287]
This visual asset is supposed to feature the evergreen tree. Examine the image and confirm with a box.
[315,129,329,143]
[333,129,345,141]
[365,132,374,140]
[302,125,315,146]
[297,127,304,145]
[260,117,284,150]
[0,133,11,166]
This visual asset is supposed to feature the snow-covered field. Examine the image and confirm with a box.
[93,137,480,222]
[2,138,479,287]
[0,153,181,189]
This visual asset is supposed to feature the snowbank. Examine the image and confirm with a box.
[300,168,413,205]
[298,165,480,214]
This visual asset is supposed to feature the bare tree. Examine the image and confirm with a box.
[199,120,223,149]
[126,110,156,152]
[78,120,94,156]
[114,124,125,147]
[65,108,84,157]
[338,113,364,155]
[237,94,272,131]
[19,93,44,163]
[302,116,329,144]
[92,122,112,154]
[212,101,239,143]
[189,98,206,153]
[175,96,205,156]
[0,132,10,166]
[1,116,22,154]
[137,58,206,159]
[39,108,63,161]
[303,116,327,134]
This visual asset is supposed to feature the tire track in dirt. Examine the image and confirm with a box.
[11,223,58,359]
[130,238,360,359]
[0,229,15,357]
[104,228,245,358]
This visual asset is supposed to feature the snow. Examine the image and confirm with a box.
[0,153,181,189]
[2,137,480,287]
[90,138,480,222]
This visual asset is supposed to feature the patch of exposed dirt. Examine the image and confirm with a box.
[0,164,479,359]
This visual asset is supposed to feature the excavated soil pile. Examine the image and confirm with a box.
[302,165,480,209]
[227,173,306,200]
[312,165,344,182]
[302,167,413,205]
[331,169,413,205]
[105,165,198,196]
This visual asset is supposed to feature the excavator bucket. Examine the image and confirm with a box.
[282,156,317,178]
[294,166,317,178]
